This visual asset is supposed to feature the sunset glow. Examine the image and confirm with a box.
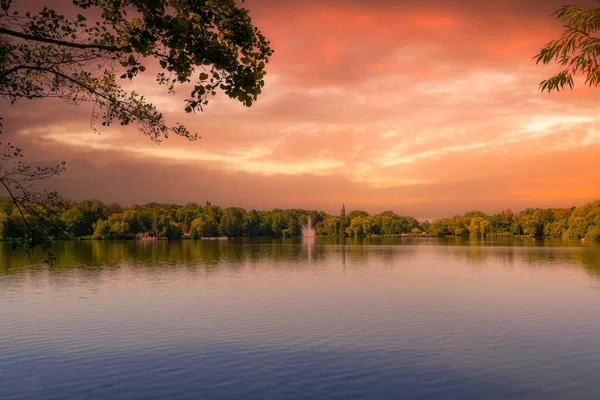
[4,0,600,218]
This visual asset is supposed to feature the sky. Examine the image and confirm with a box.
[3,0,600,219]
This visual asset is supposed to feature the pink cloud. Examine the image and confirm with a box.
[2,0,600,217]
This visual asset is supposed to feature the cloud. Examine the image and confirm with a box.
[2,0,600,217]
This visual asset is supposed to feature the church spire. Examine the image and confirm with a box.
[341,204,346,217]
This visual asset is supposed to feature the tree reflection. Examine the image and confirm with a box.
[1,239,599,282]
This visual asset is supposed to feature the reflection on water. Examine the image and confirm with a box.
[1,239,600,400]
[2,237,599,279]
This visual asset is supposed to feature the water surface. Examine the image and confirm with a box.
[1,238,600,399]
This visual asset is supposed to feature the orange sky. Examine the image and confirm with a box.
[3,0,600,219]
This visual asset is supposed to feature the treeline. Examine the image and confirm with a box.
[0,198,599,241]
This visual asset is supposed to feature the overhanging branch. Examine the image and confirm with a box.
[0,27,123,52]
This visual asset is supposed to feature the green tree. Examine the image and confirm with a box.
[429,218,451,237]
[190,215,219,238]
[76,200,107,236]
[283,218,300,238]
[270,211,285,237]
[202,215,219,237]
[321,216,342,236]
[219,207,244,237]
[361,216,375,236]
[108,213,130,239]
[0,209,7,238]
[104,203,123,218]
[61,208,86,238]
[189,218,203,239]
[176,203,201,233]
[347,216,366,237]
[163,222,183,240]
[469,217,485,238]
[122,209,142,234]
[347,210,369,220]
[92,218,111,239]
[243,210,261,236]
[563,200,600,240]
[450,215,469,237]
[535,1,600,91]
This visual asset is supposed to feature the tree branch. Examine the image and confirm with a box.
[0,27,123,52]
[12,65,144,122]
[0,178,34,235]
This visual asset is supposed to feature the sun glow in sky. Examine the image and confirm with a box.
[4,0,600,218]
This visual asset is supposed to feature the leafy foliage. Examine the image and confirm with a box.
[0,0,273,140]
[535,1,600,91]
[0,118,66,262]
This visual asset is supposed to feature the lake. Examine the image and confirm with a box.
[1,238,600,399]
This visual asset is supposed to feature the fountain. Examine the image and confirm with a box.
[301,216,316,263]
[301,216,316,238]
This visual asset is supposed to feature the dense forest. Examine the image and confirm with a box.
[0,198,599,242]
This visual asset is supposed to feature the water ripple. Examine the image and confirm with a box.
[1,241,600,399]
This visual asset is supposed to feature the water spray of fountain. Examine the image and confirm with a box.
[301,216,316,238]
[301,216,316,262]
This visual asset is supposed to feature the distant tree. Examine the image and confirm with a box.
[104,203,123,218]
[347,216,366,237]
[108,213,130,239]
[2,197,600,242]
[378,211,396,219]
[469,217,484,238]
[189,218,203,239]
[399,216,420,233]
[361,216,375,236]
[463,211,490,220]
[535,1,600,91]
[454,227,466,237]
[92,218,110,239]
[270,211,285,237]
[429,218,451,237]
[450,215,469,237]
[164,222,183,240]
[563,200,600,240]
[76,200,106,235]
[122,209,142,234]
[243,210,261,236]
[347,210,369,220]
[0,209,7,238]
[60,208,86,238]
[321,216,342,236]
[202,205,222,223]
[176,203,201,232]
[219,207,244,237]
[283,217,300,238]
[190,214,218,238]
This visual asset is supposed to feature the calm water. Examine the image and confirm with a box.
[1,238,600,400]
